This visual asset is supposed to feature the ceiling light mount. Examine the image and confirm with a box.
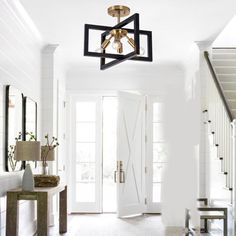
[84,5,153,70]
[108,5,130,23]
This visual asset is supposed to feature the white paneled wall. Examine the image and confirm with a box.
[0,0,42,235]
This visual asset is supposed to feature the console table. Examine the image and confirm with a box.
[197,198,227,236]
[6,183,67,236]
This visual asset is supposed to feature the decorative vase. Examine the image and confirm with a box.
[42,163,49,175]
[22,164,34,191]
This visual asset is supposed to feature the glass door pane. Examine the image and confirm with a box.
[71,97,102,213]
[152,102,167,204]
[76,101,96,203]
[146,97,167,213]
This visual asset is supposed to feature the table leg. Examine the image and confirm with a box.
[6,192,18,236]
[59,186,67,233]
[37,192,48,236]
[204,219,208,233]
[224,209,227,236]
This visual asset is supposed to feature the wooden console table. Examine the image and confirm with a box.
[197,198,227,236]
[6,183,67,236]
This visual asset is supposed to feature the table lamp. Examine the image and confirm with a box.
[15,141,41,191]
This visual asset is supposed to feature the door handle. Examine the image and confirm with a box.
[119,161,125,183]
[120,170,125,183]
[114,161,125,183]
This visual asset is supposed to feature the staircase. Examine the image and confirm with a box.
[204,48,236,204]
[212,48,236,118]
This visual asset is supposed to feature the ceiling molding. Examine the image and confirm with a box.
[42,44,59,54]
[3,0,43,47]
[195,41,213,51]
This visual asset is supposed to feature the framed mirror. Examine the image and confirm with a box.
[23,97,38,168]
[5,85,24,172]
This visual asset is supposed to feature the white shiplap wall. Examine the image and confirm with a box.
[0,0,42,235]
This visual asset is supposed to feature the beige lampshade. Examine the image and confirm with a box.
[15,141,41,161]
[41,146,55,161]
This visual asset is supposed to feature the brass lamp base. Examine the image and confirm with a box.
[108,5,130,18]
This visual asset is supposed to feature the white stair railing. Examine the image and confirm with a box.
[204,51,233,203]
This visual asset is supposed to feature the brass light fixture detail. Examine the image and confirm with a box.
[100,5,136,54]
[108,5,130,20]
[84,5,153,70]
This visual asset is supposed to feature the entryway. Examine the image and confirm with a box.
[69,92,166,215]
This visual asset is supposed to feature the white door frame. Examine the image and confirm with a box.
[67,91,164,214]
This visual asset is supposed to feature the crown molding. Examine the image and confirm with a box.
[2,0,43,47]
[42,44,59,54]
[195,41,213,51]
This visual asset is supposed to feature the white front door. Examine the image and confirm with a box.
[116,91,146,217]
[69,93,165,214]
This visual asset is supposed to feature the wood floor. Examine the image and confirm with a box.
[49,214,225,236]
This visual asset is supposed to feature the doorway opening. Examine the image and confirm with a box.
[70,94,165,214]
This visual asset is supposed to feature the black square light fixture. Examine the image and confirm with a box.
[84,5,153,70]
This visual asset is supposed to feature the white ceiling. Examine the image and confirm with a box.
[214,15,236,47]
[20,0,236,70]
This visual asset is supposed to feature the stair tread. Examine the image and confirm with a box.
[219,172,228,174]
[223,186,233,191]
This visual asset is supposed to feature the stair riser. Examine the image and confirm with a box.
[228,100,236,109]
[218,75,236,82]
[212,54,236,60]
[221,83,236,90]
[212,60,236,66]
[224,91,236,99]
[212,48,236,54]
[215,67,236,74]
[232,110,236,117]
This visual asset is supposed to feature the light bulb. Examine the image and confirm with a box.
[112,39,123,53]
[95,47,103,53]
[95,35,113,52]
[139,47,145,56]
[112,40,122,50]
